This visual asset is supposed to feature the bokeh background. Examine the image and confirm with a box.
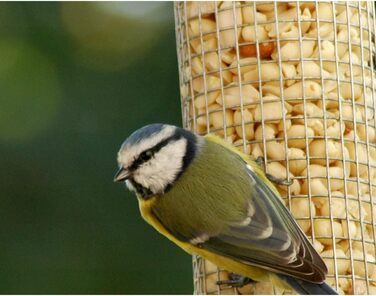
[0,2,193,294]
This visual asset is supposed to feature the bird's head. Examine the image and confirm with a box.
[114,123,202,198]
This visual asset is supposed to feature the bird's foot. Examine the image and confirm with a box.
[265,173,294,186]
[216,272,253,288]
[255,156,266,169]
[255,157,293,186]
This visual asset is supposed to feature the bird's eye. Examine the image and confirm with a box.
[140,151,152,162]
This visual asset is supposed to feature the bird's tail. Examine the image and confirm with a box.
[278,275,338,295]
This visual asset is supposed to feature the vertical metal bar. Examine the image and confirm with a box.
[174,3,185,129]
[270,5,290,294]
[345,2,362,292]
[254,1,268,178]
[314,1,340,290]
[232,1,247,152]
[182,1,198,133]
[272,0,292,212]
[366,2,376,289]
[295,0,316,248]
[356,3,371,293]
[197,3,211,135]
[214,1,229,142]
[214,4,224,291]
[331,2,356,292]
[223,3,243,293]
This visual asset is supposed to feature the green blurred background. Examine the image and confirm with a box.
[0,2,193,294]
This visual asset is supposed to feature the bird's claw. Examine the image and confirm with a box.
[266,173,294,186]
[216,273,253,288]
[255,156,266,169]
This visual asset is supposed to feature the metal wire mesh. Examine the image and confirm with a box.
[174,1,376,294]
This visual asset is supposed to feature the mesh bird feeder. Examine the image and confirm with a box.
[174,1,376,294]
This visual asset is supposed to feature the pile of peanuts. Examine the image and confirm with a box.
[177,1,376,295]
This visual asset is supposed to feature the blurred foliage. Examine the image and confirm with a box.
[0,2,192,294]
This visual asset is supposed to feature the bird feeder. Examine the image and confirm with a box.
[174,1,376,294]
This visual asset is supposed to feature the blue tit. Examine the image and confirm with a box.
[114,123,337,295]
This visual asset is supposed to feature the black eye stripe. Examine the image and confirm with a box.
[130,151,152,170]
[129,133,182,171]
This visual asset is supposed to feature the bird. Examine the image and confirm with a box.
[114,123,338,295]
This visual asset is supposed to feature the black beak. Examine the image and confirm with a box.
[114,167,130,182]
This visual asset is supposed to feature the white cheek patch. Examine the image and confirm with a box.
[133,138,187,194]
[118,125,176,167]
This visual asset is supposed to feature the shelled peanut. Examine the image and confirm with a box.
[180,1,376,295]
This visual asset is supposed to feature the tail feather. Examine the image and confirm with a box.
[279,275,338,295]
